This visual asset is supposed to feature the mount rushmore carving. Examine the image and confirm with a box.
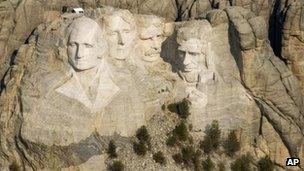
[0,5,303,171]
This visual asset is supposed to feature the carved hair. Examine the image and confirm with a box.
[103,10,136,30]
[66,16,107,57]
[136,14,165,38]
[177,20,212,52]
[177,20,211,41]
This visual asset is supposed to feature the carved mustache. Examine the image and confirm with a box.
[144,49,160,56]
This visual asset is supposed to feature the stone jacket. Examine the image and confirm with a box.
[20,59,146,146]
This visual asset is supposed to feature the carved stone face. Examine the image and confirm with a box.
[105,13,136,60]
[178,38,202,72]
[139,25,163,62]
[177,21,212,83]
[178,38,203,82]
[136,16,164,63]
[67,17,104,71]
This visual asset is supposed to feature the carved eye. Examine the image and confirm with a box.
[68,42,76,47]
[84,43,93,48]
[123,30,130,33]
[178,50,185,56]
[110,32,117,36]
[189,52,199,56]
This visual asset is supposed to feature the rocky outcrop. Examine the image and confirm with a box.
[280,1,304,96]
[0,1,304,170]
[225,6,304,162]
[0,0,283,83]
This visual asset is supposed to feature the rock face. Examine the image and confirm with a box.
[175,20,260,149]
[0,0,282,81]
[0,2,304,171]
[225,5,304,162]
[281,1,304,95]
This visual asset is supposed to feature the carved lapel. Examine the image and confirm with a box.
[55,60,120,112]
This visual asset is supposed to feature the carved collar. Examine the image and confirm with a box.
[55,59,120,113]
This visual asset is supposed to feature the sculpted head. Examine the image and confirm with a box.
[67,17,106,71]
[104,10,136,60]
[137,15,165,62]
[177,20,212,83]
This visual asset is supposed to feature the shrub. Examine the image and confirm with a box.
[193,150,202,166]
[181,146,196,165]
[107,140,118,158]
[166,134,178,147]
[167,98,191,118]
[200,120,221,153]
[173,121,189,142]
[230,154,252,171]
[199,137,213,154]
[223,130,240,156]
[193,150,202,171]
[257,156,274,171]
[153,151,166,165]
[172,153,183,164]
[133,141,147,156]
[161,104,166,110]
[136,126,151,144]
[108,160,124,171]
[173,146,197,167]
[202,157,215,171]
[167,121,190,147]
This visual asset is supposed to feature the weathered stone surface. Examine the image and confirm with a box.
[225,6,304,163]
[0,0,283,83]
[280,1,304,96]
[175,20,260,152]
[97,0,178,21]
[0,3,304,171]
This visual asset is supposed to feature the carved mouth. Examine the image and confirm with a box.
[75,60,89,65]
[145,50,159,56]
[184,66,196,72]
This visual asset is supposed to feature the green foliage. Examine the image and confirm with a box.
[223,130,240,156]
[136,126,151,144]
[193,150,202,168]
[161,104,166,110]
[134,125,151,156]
[167,98,191,118]
[166,121,190,147]
[153,151,166,165]
[133,141,147,156]
[181,146,196,165]
[200,137,213,154]
[173,121,189,142]
[108,160,124,171]
[107,140,118,158]
[172,153,183,164]
[172,146,196,166]
[200,120,221,153]
[230,154,253,171]
[257,156,274,171]
[166,134,178,147]
[202,157,215,171]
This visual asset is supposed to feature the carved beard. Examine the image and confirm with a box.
[179,71,199,83]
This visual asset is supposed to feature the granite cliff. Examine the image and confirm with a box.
[0,0,303,170]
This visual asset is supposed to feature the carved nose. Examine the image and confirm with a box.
[118,34,124,45]
[151,42,159,51]
[183,53,191,65]
[76,45,85,59]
